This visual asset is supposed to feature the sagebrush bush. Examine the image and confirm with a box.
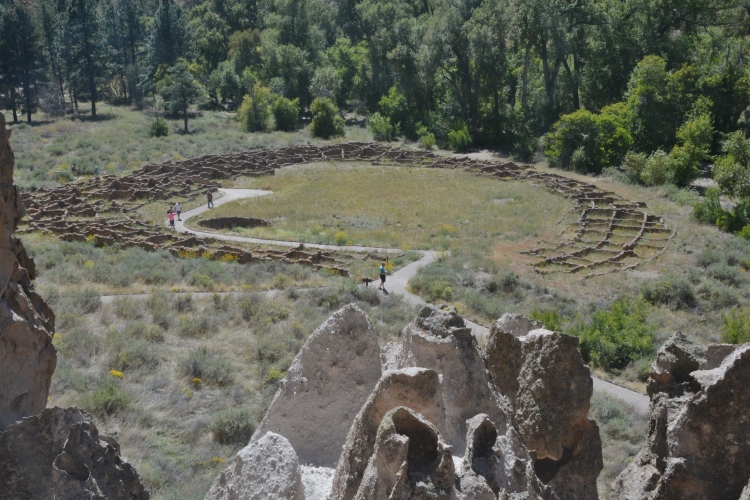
[113,297,144,320]
[73,287,101,314]
[177,314,214,337]
[640,275,696,310]
[571,297,655,370]
[83,380,129,417]
[179,347,233,386]
[209,407,257,445]
[109,338,160,371]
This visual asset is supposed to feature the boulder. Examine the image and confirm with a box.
[741,483,750,500]
[495,313,543,338]
[329,368,445,500]
[484,323,602,500]
[0,406,149,499]
[253,305,381,467]
[206,432,304,500]
[354,407,455,500]
[611,333,750,500]
[0,113,56,429]
[394,306,508,454]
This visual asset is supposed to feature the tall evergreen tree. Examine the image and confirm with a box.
[35,0,69,108]
[66,0,105,117]
[0,3,44,123]
[149,0,190,74]
[157,58,205,132]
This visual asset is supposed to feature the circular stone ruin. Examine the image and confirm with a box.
[197,216,273,230]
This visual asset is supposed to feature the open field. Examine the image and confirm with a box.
[188,162,572,250]
[5,104,371,191]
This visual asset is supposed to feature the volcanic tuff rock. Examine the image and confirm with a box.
[395,306,508,455]
[329,368,445,500]
[354,407,456,500]
[495,313,544,338]
[0,113,56,429]
[205,432,304,500]
[0,407,148,499]
[484,325,602,500]
[252,305,381,466]
[610,332,750,500]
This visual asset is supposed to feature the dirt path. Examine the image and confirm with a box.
[170,188,650,413]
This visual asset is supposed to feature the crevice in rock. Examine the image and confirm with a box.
[534,446,573,483]
[392,408,440,481]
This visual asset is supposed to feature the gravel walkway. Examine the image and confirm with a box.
[168,188,651,413]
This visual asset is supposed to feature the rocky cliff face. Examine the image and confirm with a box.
[0,113,57,430]
[610,332,750,500]
[209,305,604,500]
[0,114,149,499]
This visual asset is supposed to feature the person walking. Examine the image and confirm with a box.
[207,191,214,208]
[167,208,175,229]
[175,201,182,221]
[71,164,77,178]
[93,165,99,176]
[379,261,387,291]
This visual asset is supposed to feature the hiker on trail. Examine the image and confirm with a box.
[93,165,99,176]
[167,208,175,229]
[175,202,182,221]
[207,191,214,208]
[71,164,77,177]
[379,261,387,291]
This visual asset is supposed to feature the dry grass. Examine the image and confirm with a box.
[49,285,419,499]
[190,162,572,251]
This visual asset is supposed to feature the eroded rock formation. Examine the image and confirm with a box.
[0,113,56,429]
[0,407,148,499]
[355,407,455,500]
[484,323,602,499]
[252,305,381,466]
[611,332,750,500]
[394,306,508,455]
[206,432,304,500]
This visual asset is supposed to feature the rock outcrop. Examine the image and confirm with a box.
[206,432,304,500]
[611,333,750,500]
[252,305,381,467]
[329,368,445,500]
[395,306,507,454]
[0,407,148,499]
[0,113,56,429]
[355,407,455,499]
[484,324,602,500]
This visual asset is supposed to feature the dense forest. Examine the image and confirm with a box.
[4,0,750,229]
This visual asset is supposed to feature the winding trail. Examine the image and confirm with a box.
[173,188,650,414]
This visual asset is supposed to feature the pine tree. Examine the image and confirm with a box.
[66,0,105,118]
[149,0,190,73]
[157,59,205,133]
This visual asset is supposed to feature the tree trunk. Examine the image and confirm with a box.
[184,105,188,133]
[562,58,579,110]
[521,43,531,109]
[23,76,32,123]
[89,70,97,118]
[10,88,18,123]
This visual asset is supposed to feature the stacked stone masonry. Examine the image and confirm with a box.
[20,142,672,277]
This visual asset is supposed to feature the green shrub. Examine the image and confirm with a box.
[83,381,129,417]
[113,297,144,320]
[447,126,472,152]
[238,84,273,132]
[368,112,395,141]
[640,275,697,310]
[179,347,233,386]
[190,273,215,290]
[621,151,647,182]
[641,150,671,186]
[272,96,300,132]
[264,368,285,385]
[209,407,258,445]
[174,294,192,312]
[311,98,345,139]
[722,306,750,344]
[421,132,436,150]
[149,117,169,137]
[544,109,633,173]
[713,131,750,198]
[58,327,100,361]
[529,308,563,331]
[486,272,520,294]
[696,279,740,309]
[571,297,655,370]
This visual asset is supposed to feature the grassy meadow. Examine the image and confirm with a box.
[190,162,572,250]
